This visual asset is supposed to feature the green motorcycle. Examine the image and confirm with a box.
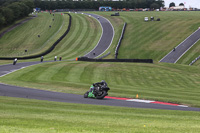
[84,83,110,99]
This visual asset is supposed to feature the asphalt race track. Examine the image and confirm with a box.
[160,28,200,63]
[0,13,200,111]
[0,82,200,111]
[0,61,41,77]
[83,13,114,58]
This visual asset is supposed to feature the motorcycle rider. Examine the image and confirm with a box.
[85,80,109,99]
[94,80,107,88]
[89,80,108,93]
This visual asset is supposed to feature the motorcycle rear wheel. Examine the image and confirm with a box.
[96,91,107,99]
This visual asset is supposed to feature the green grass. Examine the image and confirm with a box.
[0,13,64,57]
[92,11,200,64]
[0,60,12,65]
[0,12,101,66]
[43,13,101,60]
[2,11,200,64]
[0,96,199,133]
[177,40,200,66]
[1,61,200,107]
[0,11,200,132]
[0,12,101,62]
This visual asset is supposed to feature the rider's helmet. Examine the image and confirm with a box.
[101,80,107,87]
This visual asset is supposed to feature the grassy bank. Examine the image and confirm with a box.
[177,40,200,66]
[0,12,101,64]
[0,96,199,133]
[42,13,101,60]
[0,61,200,107]
[0,13,64,57]
[1,11,199,65]
[93,11,200,64]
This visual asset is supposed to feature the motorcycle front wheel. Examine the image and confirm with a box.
[84,91,89,98]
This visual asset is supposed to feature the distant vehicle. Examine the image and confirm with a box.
[99,6,112,11]
[144,17,148,22]
[111,12,120,16]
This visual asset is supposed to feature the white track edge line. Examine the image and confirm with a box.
[174,38,200,63]
[0,64,36,78]
[82,13,115,58]
[159,28,200,62]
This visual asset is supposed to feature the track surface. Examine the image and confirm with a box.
[83,13,114,58]
[160,28,200,63]
[0,82,199,111]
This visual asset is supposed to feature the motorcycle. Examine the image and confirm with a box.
[84,83,110,99]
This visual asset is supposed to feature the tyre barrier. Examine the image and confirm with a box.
[77,57,153,63]
[115,22,127,59]
[0,13,72,60]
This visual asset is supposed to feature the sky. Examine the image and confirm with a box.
[164,0,200,8]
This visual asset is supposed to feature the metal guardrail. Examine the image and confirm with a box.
[189,55,200,66]
[115,22,127,59]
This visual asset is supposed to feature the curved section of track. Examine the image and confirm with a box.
[83,13,114,58]
[0,82,199,111]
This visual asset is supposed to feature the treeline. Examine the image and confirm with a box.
[0,0,34,28]
[34,0,164,10]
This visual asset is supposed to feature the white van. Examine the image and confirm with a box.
[144,17,148,22]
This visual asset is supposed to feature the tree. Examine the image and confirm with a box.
[21,0,34,13]
[7,2,21,20]
[150,3,160,9]
[0,13,5,27]
[18,2,29,17]
[179,3,184,6]
[169,2,175,7]
[0,7,14,24]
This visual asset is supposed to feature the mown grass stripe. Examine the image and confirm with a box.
[1,96,200,133]
[0,13,63,57]
[63,14,90,58]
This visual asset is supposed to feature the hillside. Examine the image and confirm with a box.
[1,61,200,107]
[93,11,200,66]
[0,13,64,57]
[0,12,101,61]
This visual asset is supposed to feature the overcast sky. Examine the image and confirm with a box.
[164,0,200,8]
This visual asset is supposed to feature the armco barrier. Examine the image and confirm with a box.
[0,13,72,60]
[115,22,127,59]
[189,55,200,66]
[77,58,153,63]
